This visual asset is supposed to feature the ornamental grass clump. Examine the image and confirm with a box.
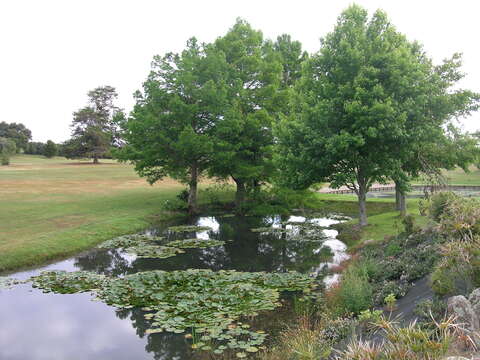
[337,315,460,360]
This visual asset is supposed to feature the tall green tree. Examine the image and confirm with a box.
[209,19,283,209]
[272,34,308,89]
[66,86,121,164]
[391,52,479,215]
[0,122,31,151]
[115,38,228,213]
[43,140,57,158]
[276,5,478,226]
[0,137,16,165]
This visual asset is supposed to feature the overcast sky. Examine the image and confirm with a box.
[1,0,479,142]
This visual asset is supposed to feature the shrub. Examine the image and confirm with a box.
[402,214,419,235]
[437,197,480,241]
[431,239,480,296]
[336,264,373,315]
[427,191,459,222]
[384,293,396,311]
[0,137,16,166]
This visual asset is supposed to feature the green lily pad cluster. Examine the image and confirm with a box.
[98,234,163,249]
[167,225,212,233]
[98,233,184,259]
[250,227,288,233]
[28,269,316,356]
[126,244,185,259]
[165,238,225,249]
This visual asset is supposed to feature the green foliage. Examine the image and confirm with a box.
[98,233,184,259]
[437,196,480,241]
[426,191,460,222]
[126,244,184,259]
[402,214,419,235]
[29,269,316,355]
[66,86,122,163]
[429,195,480,295]
[384,293,397,311]
[353,230,442,305]
[414,298,448,324]
[115,38,228,213]
[208,19,283,208]
[276,5,479,226]
[167,225,212,233]
[336,263,373,315]
[165,238,225,249]
[261,317,332,360]
[0,137,16,165]
[358,309,383,324]
[43,140,57,158]
[431,239,480,296]
[24,141,46,155]
[0,122,31,151]
[338,316,453,360]
[98,234,164,249]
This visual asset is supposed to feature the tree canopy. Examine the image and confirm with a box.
[208,19,284,209]
[275,5,479,225]
[115,38,228,213]
[0,122,31,151]
[44,140,57,158]
[65,86,122,164]
[0,137,16,165]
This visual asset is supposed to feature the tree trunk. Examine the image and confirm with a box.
[395,184,401,211]
[358,181,368,227]
[233,178,246,212]
[188,163,198,215]
[394,180,407,216]
[93,156,99,164]
[399,191,407,217]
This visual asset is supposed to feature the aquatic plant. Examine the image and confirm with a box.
[98,234,163,249]
[126,244,184,259]
[167,225,212,233]
[250,227,288,233]
[27,269,316,356]
[165,238,225,249]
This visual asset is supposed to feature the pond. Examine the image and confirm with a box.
[0,213,348,360]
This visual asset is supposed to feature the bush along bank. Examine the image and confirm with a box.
[262,192,480,360]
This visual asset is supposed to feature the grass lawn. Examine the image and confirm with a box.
[413,165,480,186]
[315,193,430,245]
[0,155,186,273]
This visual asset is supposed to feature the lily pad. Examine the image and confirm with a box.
[165,238,225,249]
[167,225,212,233]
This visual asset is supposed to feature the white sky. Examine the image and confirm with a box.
[1,0,479,142]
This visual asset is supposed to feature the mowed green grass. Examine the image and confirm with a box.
[315,193,429,244]
[0,155,185,273]
[413,166,480,186]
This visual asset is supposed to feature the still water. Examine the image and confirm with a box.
[0,213,347,360]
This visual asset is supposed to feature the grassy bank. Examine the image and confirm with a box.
[0,155,188,272]
[315,193,429,245]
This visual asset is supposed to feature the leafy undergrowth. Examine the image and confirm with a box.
[28,269,316,357]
